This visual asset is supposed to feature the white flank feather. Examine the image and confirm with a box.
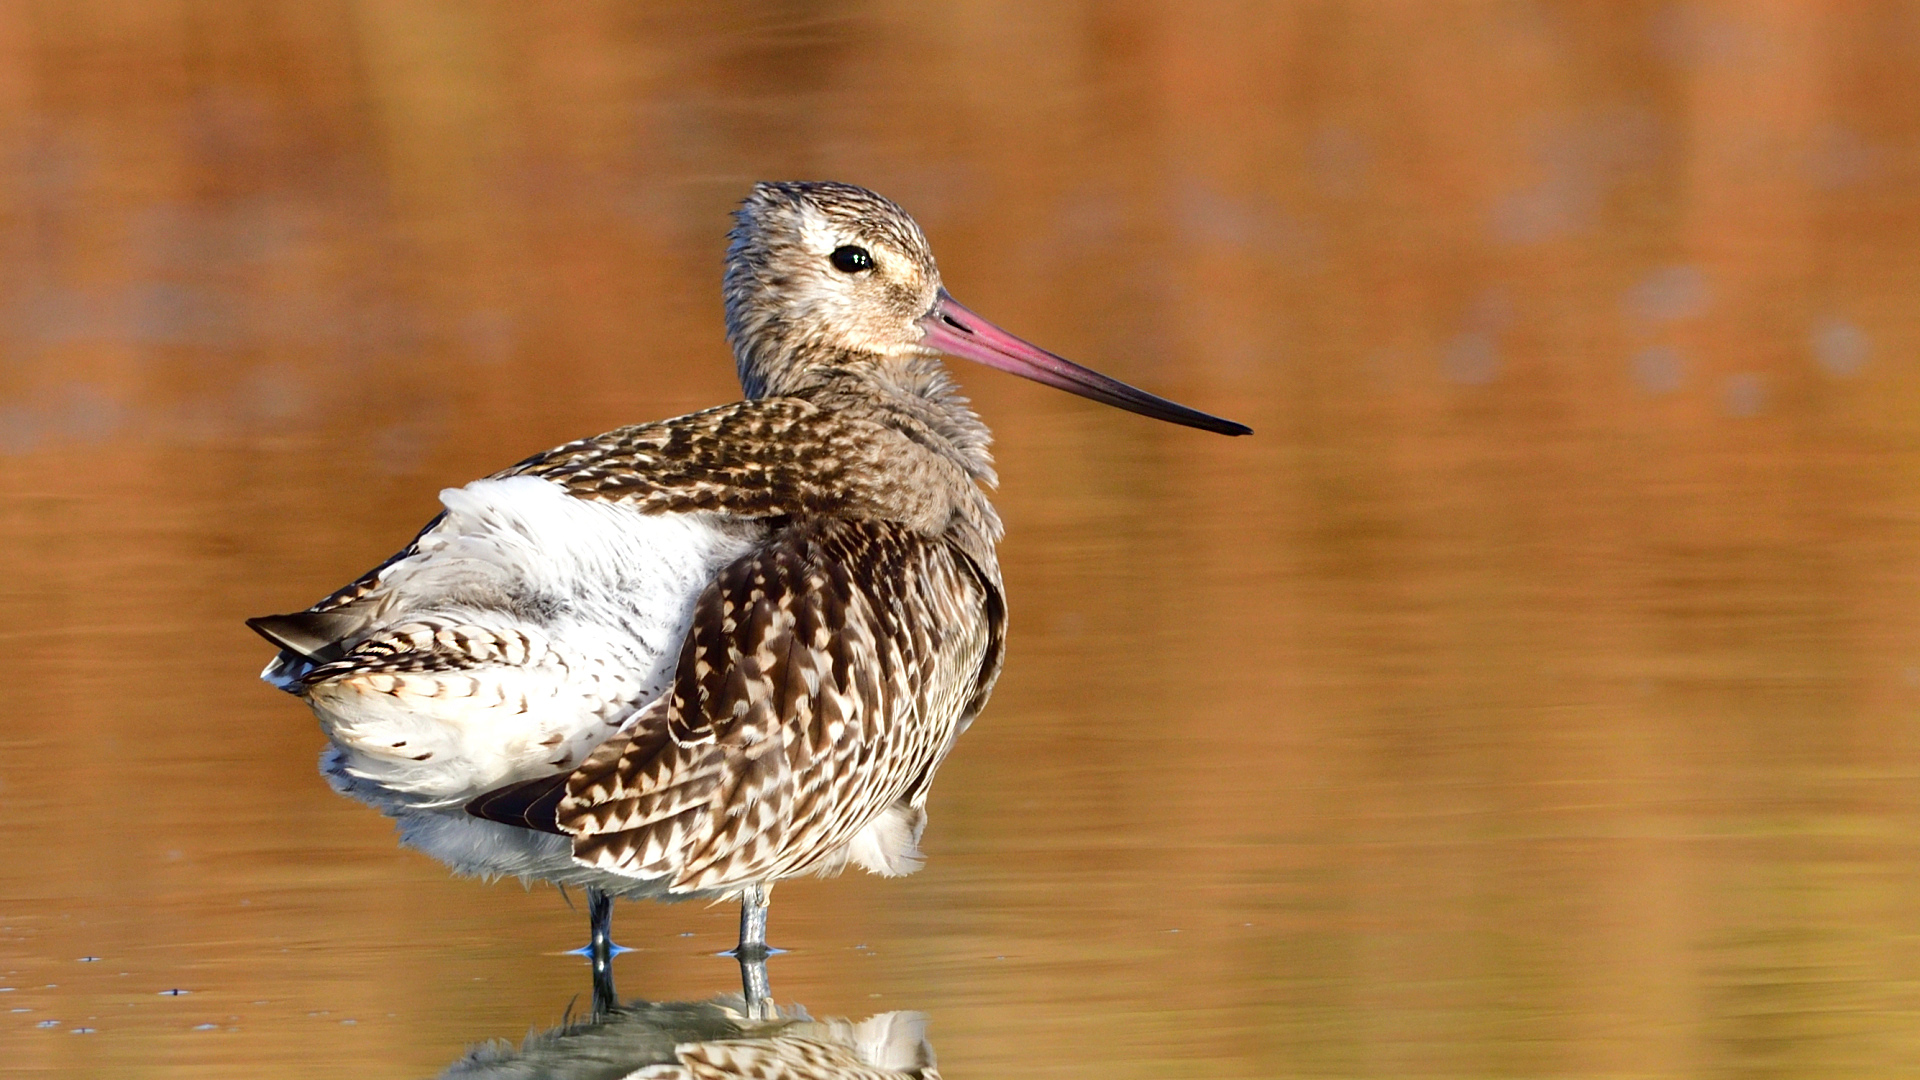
[304,476,756,808]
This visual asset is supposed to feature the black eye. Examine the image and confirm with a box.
[829,245,874,273]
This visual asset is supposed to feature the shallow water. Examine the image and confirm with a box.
[4,3,1920,1076]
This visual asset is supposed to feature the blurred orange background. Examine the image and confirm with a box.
[2,3,1919,1077]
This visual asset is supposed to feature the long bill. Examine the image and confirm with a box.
[916,290,1252,437]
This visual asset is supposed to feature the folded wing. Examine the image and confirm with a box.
[471,516,1002,895]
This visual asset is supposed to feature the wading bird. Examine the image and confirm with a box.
[249,182,1247,1010]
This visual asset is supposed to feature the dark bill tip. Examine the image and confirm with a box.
[917,291,1252,436]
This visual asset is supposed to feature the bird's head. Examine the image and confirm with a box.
[724,181,1250,436]
[724,181,941,398]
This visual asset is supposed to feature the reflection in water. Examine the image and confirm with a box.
[440,996,938,1080]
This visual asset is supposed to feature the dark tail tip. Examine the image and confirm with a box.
[467,774,571,835]
[246,610,361,661]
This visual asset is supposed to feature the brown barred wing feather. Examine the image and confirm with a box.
[553,517,997,895]
[498,399,992,552]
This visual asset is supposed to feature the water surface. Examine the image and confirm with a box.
[3,4,1920,1076]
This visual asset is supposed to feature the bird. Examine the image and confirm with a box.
[248,180,1249,1002]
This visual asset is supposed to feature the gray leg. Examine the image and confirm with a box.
[731,883,773,1019]
[587,887,617,1017]
[734,882,771,959]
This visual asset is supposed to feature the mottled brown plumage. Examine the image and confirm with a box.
[558,516,999,893]
[510,398,1002,565]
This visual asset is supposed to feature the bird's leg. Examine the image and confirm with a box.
[731,882,773,1020]
[738,952,773,1021]
[587,886,618,1018]
[735,882,771,959]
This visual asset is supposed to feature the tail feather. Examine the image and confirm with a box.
[246,609,366,662]
[466,774,571,835]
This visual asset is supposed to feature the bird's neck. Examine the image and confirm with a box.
[751,349,999,488]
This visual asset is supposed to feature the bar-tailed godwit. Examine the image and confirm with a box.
[250,182,1247,1005]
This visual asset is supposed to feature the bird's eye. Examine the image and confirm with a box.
[829,245,874,273]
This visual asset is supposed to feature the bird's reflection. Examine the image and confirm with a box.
[437,995,940,1080]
